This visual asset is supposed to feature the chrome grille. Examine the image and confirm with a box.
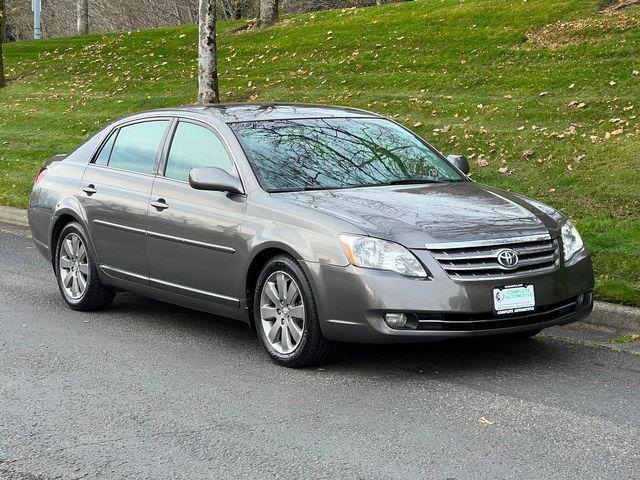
[429,238,560,281]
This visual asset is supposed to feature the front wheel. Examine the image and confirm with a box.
[55,222,115,311]
[253,255,333,368]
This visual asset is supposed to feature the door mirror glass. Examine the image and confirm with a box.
[189,166,244,195]
[446,154,470,175]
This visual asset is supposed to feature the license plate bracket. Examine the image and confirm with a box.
[493,284,535,315]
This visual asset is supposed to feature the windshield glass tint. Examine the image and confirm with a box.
[231,118,464,191]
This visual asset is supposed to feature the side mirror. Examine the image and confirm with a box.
[447,154,470,175]
[189,166,244,195]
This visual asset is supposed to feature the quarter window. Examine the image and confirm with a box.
[165,122,235,181]
[107,120,169,174]
[94,131,116,166]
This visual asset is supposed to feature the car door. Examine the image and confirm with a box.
[79,118,171,283]
[146,119,247,307]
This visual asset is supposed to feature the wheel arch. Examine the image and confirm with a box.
[49,202,94,273]
[243,243,311,329]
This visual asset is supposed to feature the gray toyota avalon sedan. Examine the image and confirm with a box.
[28,104,594,367]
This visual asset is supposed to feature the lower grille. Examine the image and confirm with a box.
[415,296,581,332]
[428,237,560,281]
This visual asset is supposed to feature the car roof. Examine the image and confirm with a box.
[147,103,382,123]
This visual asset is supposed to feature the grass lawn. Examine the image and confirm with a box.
[0,0,638,305]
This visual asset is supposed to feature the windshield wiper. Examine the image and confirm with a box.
[270,178,462,193]
[387,179,441,185]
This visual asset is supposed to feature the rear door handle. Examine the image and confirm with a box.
[150,199,169,211]
[82,184,97,196]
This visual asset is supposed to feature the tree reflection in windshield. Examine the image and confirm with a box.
[230,118,464,191]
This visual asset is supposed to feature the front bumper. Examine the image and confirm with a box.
[303,249,594,343]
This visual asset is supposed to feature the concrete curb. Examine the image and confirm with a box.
[586,301,640,334]
[0,205,639,333]
[0,206,28,228]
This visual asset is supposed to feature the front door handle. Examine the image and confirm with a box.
[150,199,169,211]
[82,184,97,196]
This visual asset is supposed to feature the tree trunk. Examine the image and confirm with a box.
[77,0,90,35]
[0,0,5,88]
[259,0,278,28]
[76,0,89,35]
[198,0,219,104]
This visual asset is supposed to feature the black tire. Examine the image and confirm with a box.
[253,255,333,368]
[55,221,115,311]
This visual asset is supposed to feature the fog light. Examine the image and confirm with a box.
[384,313,407,329]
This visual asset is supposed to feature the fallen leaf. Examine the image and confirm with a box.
[522,149,535,159]
[548,188,557,193]
[479,417,495,426]
[574,154,586,163]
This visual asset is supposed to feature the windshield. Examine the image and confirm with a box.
[230,117,465,191]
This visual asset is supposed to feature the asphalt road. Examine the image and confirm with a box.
[1,226,639,480]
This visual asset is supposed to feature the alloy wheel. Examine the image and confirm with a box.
[259,271,305,355]
[58,233,89,300]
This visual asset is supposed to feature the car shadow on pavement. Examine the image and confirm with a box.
[105,292,577,377]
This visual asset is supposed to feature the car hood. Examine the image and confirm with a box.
[273,182,563,248]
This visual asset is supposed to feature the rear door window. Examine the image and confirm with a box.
[107,120,169,174]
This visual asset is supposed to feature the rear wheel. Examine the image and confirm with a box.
[253,255,333,368]
[55,222,115,311]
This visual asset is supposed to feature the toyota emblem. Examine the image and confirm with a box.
[496,249,519,269]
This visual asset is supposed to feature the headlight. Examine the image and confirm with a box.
[340,234,428,278]
[561,220,584,261]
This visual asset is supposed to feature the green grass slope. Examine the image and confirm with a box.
[0,0,639,305]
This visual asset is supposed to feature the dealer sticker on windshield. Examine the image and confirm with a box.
[493,284,536,315]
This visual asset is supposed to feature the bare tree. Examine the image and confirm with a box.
[77,0,89,35]
[0,0,6,88]
[198,0,219,103]
[258,0,278,27]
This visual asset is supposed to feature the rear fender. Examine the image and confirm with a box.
[49,198,99,272]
